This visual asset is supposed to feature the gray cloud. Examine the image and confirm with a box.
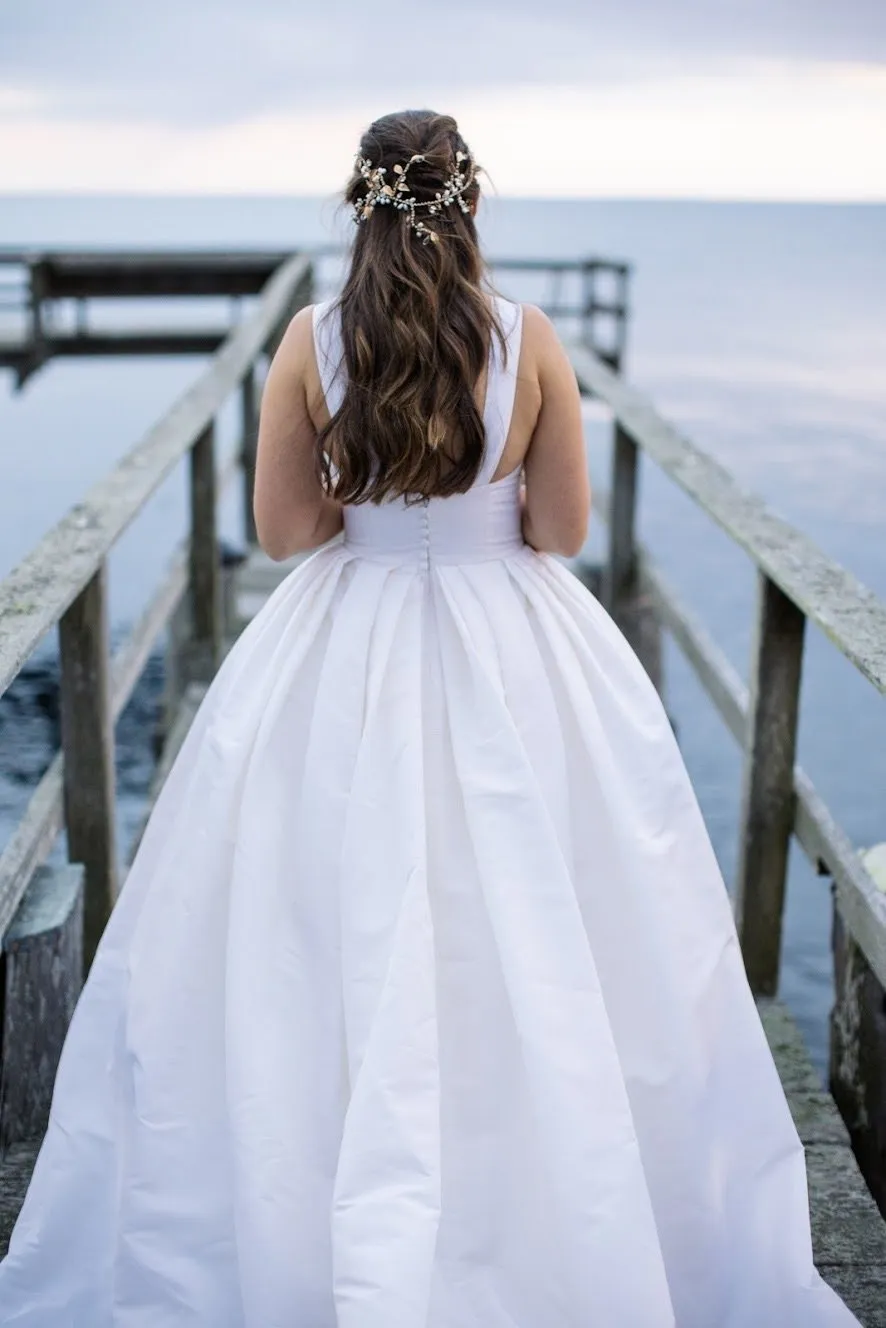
[2,0,885,125]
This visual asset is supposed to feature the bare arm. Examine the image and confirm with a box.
[520,305,591,558]
[253,305,343,561]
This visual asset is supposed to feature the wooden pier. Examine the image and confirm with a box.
[1,247,885,1319]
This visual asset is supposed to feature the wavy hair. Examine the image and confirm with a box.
[316,110,507,506]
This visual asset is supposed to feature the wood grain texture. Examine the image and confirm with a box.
[0,254,311,697]
[241,369,258,546]
[636,555,886,991]
[569,342,886,696]
[605,422,639,612]
[735,574,807,995]
[0,865,83,1150]
[189,421,221,674]
[58,564,117,971]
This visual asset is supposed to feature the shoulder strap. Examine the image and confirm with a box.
[312,300,346,415]
[477,297,524,484]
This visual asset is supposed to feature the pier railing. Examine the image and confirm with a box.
[0,248,630,383]
[567,342,886,1209]
[0,253,313,988]
[568,344,886,994]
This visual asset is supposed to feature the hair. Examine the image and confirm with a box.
[316,109,507,506]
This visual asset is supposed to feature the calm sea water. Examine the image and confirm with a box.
[1,195,884,1071]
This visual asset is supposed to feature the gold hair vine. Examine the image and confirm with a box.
[353,150,476,245]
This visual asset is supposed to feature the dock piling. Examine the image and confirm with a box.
[735,573,807,995]
[58,564,118,972]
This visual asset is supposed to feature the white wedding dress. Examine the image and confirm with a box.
[0,296,860,1327]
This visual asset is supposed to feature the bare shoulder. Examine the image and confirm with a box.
[263,305,319,404]
[274,303,316,362]
[519,301,558,342]
[518,302,572,385]
[518,302,566,367]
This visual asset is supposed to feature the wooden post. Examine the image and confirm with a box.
[605,423,639,613]
[0,864,83,1149]
[28,259,48,353]
[612,267,630,373]
[735,572,806,995]
[189,419,221,676]
[58,564,117,972]
[829,845,886,1214]
[15,258,52,388]
[581,261,596,351]
[241,369,258,546]
[263,259,314,360]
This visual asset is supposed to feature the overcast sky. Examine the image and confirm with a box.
[1,1,885,197]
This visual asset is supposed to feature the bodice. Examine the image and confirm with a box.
[341,468,523,566]
[313,295,525,566]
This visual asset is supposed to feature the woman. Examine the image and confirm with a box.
[0,110,860,1326]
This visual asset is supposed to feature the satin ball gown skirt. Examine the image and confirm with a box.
[0,539,862,1327]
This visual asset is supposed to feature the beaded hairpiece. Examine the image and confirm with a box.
[352,150,476,245]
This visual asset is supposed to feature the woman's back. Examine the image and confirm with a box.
[312,293,526,566]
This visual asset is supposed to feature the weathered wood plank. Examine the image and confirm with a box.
[0,248,628,276]
[189,421,221,676]
[263,263,313,359]
[27,259,48,356]
[217,441,243,498]
[0,253,311,698]
[0,1141,39,1257]
[605,423,639,611]
[0,865,83,1150]
[807,1142,886,1270]
[639,556,747,745]
[757,999,886,1326]
[797,775,886,995]
[830,847,886,1219]
[735,575,807,994]
[9,331,228,358]
[6,250,309,299]
[0,756,64,944]
[637,554,886,990]
[568,343,886,696]
[58,565,117,971]
[0,553,189,937]
[613,267,630,369]
[241,368,258,545]
[822,1268,886,1328]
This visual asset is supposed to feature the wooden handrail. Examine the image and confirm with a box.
[569,343,886,696]
[0,253,311,699]
[0,252,313,953]
[569,342,886,999]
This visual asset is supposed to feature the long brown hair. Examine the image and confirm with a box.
[316,110,506,506]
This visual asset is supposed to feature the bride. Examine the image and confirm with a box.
[0,109,861,1326]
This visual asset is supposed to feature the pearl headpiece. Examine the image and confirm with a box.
[353,150,476,245]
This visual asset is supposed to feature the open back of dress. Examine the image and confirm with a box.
[314,293,526,565]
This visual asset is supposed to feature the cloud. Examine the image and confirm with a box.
[2,61,885,200]
[1,0,885,125]
[2,2,884,198]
